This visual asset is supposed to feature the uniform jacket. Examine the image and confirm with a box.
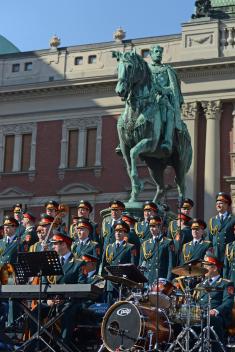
[180,239,212,265]
[207,214,235,262]
[134,220,151,244]
[195,276,234,327]
[0,236,19,265]
[139,236,174,284]
[223,240,235,284]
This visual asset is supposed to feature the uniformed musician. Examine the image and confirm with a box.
[139,215,174,285]
[134,201,159,244]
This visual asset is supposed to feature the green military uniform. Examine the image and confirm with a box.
[180,239,212,265]
[134,220,151,244]
[0,236,19,266]
[29,241,53,252]
[168,219,192,266]
[207,213,235,262]
[101,219,116,250]
[195,276,234,342]
[72,239,100,263]
[139,236,174,284]
[104,241,136,267]
[223,241,235,284]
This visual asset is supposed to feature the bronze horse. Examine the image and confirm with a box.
[113,50,192,203]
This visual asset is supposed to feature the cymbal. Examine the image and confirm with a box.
[194,286,224,292]
[104,275,142,288]
[172,264,208,277]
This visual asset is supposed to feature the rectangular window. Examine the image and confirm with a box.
[21,134,32,171]
[24,62,33,71]
[4,135,15,172]
[88,55,97,64]
[74,56,83,65]
[12,63,20,73]
[86,128,97,167]
[68,130,79,168]
[141,49,150,58]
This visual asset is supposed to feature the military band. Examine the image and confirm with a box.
[0,193,234,351]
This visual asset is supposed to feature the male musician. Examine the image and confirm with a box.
[13,203,25,237]
[101,200,125,250]
[44,200,59,218]
[29,214,54,252]
[28,232,87,351]
[180,218,211,265]
[21,212,38,252]
[122,212,140,263]
[76,200,99,242]
[139,215,174,284]
[207,192,235,262]
[194,252,234,349]
[223,224,235,284]
[102,220,137,303]
[72,218,100,267]
[135,201,159,244]
[0,216,20,265]
[168,198,193,266]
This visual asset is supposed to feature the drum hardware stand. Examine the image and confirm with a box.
[190,289,226,352]
[166,276,198,352]
[13,251,77,352]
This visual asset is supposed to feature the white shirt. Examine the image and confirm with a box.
[60,251,72,264]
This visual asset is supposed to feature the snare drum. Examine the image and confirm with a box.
[148,278,174,309]
[101,301,172,351]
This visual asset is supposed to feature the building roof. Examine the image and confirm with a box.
[0,35,20,55]
[211,0,235,6]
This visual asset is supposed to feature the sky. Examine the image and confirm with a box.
[1,0,196,52]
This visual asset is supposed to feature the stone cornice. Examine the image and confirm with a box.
[0,80,117,102]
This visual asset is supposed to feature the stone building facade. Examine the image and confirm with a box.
[0,1,235,223]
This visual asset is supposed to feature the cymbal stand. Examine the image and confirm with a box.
[190,289,226,352]
[166,276,198,352]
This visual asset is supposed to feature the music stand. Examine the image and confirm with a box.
[105,264,148,284]
[14,251,64,352]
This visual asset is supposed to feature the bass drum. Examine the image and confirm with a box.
[101,301,172,351]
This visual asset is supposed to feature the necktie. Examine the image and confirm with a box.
[220,215,224,224]
[60,256,65,266]
[80,241,84,248]
[116,243,120,249]
[194,241,198,246]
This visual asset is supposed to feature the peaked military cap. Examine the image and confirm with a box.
[149,215,162,226]
[203,251,223,269]
[109,200,125,211]
[77,200,93,213]
[216,192,232,206]
[143,201,158,212]
[77,217,93,233]
[191,218,207,230]
[122,212,137,225]
[44,200,59,210]
[180,198,194,209]
[51,232,73,246]
[13,203,22,213]
[82,253,98,262]
[38,213,54,226]
[23,212,36,222]
[3,216,19,227]
[113,220,130,233]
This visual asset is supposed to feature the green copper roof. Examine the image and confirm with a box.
[0,35,20,55]
[211,0,235,6]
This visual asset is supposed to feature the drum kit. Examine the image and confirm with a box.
[98,262,227,352]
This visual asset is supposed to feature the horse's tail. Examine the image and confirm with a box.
[175,121,192,173]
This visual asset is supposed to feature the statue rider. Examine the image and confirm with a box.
[148,45,183,155]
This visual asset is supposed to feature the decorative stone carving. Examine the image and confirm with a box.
[50,35,61,49]
[113,27,126,42]
[182,102,199,120]
[57,183,99,195]
[201,100,222,119]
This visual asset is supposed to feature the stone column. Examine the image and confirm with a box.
[182,102,199,218]
[77,128,86,167]
[12,134,22,172]
[202,100,222,221]
[229,102,235,214]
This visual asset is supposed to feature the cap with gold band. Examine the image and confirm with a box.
[51,232,73,246]
[143,201,158,212]
[191,218,207,230]
[76,218,93,233]
[113,220,130,233]
[149,215,162,226]
[3,216,19,227]
[216,192,232,206]
[109,200,125,211]
[77,200,93,213]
